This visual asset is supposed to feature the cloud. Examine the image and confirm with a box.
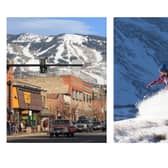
[7,18,95,35]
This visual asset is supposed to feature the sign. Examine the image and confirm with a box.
[29,110,32,116]
[22,116,28,120]
[22,110,29,115]
[24,92,31,104]
[64,95,71,103]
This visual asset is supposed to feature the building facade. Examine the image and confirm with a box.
[11,83,43,127]
[15,75,93,120]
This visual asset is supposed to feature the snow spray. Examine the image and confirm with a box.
[137,89,168,119]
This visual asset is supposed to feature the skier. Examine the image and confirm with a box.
[146,64,168,89]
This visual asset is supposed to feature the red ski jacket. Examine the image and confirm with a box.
[146,74,168,88]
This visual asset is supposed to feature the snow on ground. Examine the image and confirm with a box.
[114,90,168,143]
[13,33,47,43]
[137,89,168,119]
[114,118,168,143]
[82,70,106,85]
[45,36,54,42]
[60,34,88,45]
[37,44,56,56]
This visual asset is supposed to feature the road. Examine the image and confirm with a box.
[7,131,106,143]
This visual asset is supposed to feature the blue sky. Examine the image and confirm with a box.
[7,17,106,37]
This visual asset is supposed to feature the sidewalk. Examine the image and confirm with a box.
[7,132,47,138]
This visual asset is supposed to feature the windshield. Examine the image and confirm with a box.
[50,120,70,125]
[94,121,101,125]
[77,120,88,124]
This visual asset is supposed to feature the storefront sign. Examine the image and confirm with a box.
[22,110,29,115]
[24,92,31,104]
[29,110,32,116]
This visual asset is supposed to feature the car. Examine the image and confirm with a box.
[49,119,77,137]
[75,120,93,132]
[93,121,103,130]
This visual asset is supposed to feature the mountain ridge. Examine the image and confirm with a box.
[7,33,106,85]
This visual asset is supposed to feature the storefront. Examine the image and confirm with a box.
[12,84,43,131]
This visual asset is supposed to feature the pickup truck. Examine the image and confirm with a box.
[49,119,77,137]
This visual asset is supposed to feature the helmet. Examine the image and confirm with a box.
[159,64,167,72]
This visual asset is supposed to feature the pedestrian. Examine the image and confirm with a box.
[7,120,11,135]
[20,120,25,132]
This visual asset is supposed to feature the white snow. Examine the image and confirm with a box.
[45,36,54,42]
[137,89,168,119]
[13,33,48,43]
[22,43,33,59]
[114,89,168,143]
[60,34,88,45]
[114,118,168,143]
[7,44,14,53]
[37,44,56,56]
[83,70,106,85]
[55,43,66,63]
[55,34,103,64]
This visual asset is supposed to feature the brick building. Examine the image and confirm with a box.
[92,85,106,121]
[15,75,93,120]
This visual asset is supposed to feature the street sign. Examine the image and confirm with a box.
[29,110,32,116]
[24,92,31,104]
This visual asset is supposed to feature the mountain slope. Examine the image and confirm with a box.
[114,18,168,120]
[7,33,106,84]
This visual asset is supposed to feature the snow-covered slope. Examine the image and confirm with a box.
[114,18,168,143]
[137,89,168,119]
[114,90,168,143]
[114,118,168,143]
[7,33,106,84]
[114,18,168,104]
[114,18,168,120]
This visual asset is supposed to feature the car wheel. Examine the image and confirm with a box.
[65,133,69,137]
[50,133,53,137]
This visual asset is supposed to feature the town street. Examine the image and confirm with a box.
[7,131,106,143]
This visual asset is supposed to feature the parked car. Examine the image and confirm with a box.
[93,121,103,130]
[49,119,77,137]
[75,120,93,132]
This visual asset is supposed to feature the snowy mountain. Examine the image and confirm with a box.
[114,18,168,120]
[7,33,106,84]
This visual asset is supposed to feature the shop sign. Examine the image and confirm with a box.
[22,116,28,120]
[64,95,71,103]
[24,92,31,104]
[22,110,29,115]
[29,110,32,116]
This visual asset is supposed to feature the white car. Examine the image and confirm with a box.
[75,120,93,132]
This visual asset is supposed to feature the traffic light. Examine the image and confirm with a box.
[40,59,47,73]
